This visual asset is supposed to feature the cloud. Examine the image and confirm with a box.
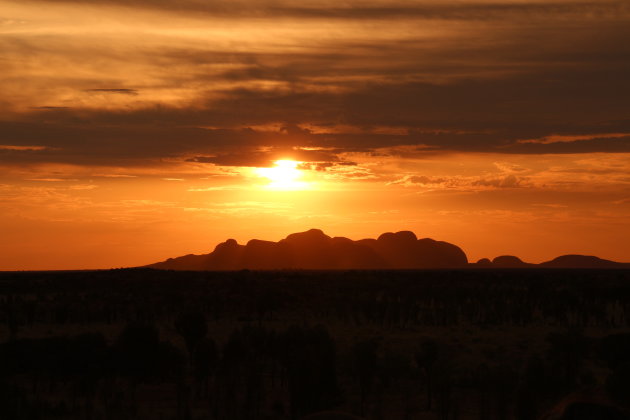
[389,173,526,190]
[69,184,98,190]
[532,203,568,209]
[93,173,137,178]
[187,186,244,192]
[473,174,522,188]
[390,176,449,186]
[0,0,629,171]
[30,106,71,110]
[25,178,79,182]
[187,152,277,168]
[84,88,139,95]
[517,133,630,145]
[0,145,55,151]
[493,161,528,173]
[187,146,357,169]
[325,166,377,180]
[19,0,630,21]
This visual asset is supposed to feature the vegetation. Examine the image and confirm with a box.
[0,268,629,419]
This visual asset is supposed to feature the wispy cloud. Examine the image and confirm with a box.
[187,186,244,192]
[69,184,98,190]
[25,178,79,182]
[84,88,138,95]
[517,133,630,145]
[0,145,56,151]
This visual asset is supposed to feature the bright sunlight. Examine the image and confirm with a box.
[256,160,309,190]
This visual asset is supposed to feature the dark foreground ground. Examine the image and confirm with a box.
[0,268,629,420]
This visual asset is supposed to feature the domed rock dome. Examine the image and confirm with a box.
[476,258,492,266]
[492,255,528,268]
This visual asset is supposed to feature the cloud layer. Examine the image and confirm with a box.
[1,0,629,169]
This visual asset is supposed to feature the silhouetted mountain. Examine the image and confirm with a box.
[147,229,468,270]
[491,255,533,268]
[475,258,493,267]
[540,255,629,269]
[471,254,630,269]
[147,229,629,271]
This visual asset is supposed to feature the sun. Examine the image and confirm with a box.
[256,159,308,190]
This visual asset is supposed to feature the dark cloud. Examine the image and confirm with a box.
[505,136,630,154]
[186,147,356,168]
[187,152,276,168]
[271,2,630,21]
[84,88,138,95]
[23,0,630,21]
[2,1,629,168]
[1,88,629,167]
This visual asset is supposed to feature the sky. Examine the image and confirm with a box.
[1,0,629,269]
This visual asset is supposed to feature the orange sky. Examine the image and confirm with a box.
[1,0,629,269]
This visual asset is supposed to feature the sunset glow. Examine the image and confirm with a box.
[3,4,630,419]
[0,0,629,270]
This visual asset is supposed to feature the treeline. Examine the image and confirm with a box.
[1,269,629,333]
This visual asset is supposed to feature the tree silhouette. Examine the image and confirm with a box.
[175,310,208,362]
[415,339,439,410]
[351,338,379,416]
[280,325,341,419]
[606,362,630,408]
[114,323,184,382]
[546,329,590,391]
[192,337,217,398]
[515,356,547,420]
[600,333,630,369]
